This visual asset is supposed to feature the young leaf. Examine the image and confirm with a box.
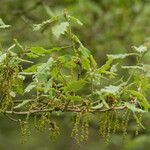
[26,53,40,58]
[52,22,69,38]
[81,56,90,70]
[63,80,87,92]
[101,82,126,95]
[128,90,150,111]
[89,55,97,68]
[79,46,90,57]
[30,47,51,55]
[33,16,58,31]
[44,78,53,94]
[36,57,54,75]
[124,102,146,113]
[24,63,42,73]
[67,95,82,102]
[97,58,113,74]
[69,16,83,26]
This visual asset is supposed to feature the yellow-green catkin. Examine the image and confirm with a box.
[113,110,120,134]
[1,71,12,110]
[49,121,60,141]
[35,114,49,131]
[71,113,81,144]
[71,113,89,144]
[98,111,113,144]
[99,112,105,138]
[80,113,89,143]
[135,113,143,136]
[105,111,113,143]
[20,121,31,143]
[35,114,60,141]
[122,110,130,141]
[0,59,19,111]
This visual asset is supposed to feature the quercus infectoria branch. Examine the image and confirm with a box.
[1,97,126,117]
[1,97,126,124]
[0,11,149,143]
[3,106,126,115]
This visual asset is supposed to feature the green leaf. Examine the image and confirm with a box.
[97,58,113,74]
[101,85,120,95]
[72,34,83,46]
[81,56,90,70]
[67,95,82,102]
[64,80,87,92]
[26,52,40,58]
[64,60,76,69]
[58,55,71,63]
[128,90,150,111]
[69,16,83,26]
[124,102,146,113]
[24,63,42,73]
[33,16,58,31]
[89,55,97,68]
[101,82,126,95]
[36,57,54,75]
[30,47,51,55]
[79,46,90,57]
[52,22,69,38]
[44,78,53,94]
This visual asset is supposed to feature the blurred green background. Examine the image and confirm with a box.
[0,0,150,150]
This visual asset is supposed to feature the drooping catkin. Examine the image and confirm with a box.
[122,110,130,141]
[20,120,31,143]
[135,113,143,136]
[71,112,89,144]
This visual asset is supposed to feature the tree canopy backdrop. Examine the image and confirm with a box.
[0,0,150,150]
